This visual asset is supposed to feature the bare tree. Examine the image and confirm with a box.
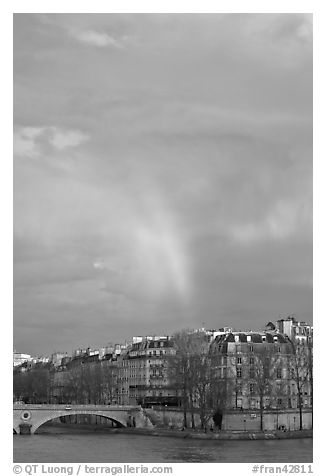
[100,361,118,404]
[168,331,192,428]
[13,364,53,403]
[289,338,313,430]
[251,346,282,431]
[191,350,233,430]
[169,330,214,429]
[190,352,211,429]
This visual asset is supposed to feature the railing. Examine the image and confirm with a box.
[13,404,141,410]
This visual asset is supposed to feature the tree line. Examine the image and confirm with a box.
[168,330,313,430]
[13,330,312,431]
[13,360,118,405]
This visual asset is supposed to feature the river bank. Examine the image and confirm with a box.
[91,427,313,440]
[42,422,312,440]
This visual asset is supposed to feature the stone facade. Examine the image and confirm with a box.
[117,336,177,406]
[209,330,312,411]
[276,316,313,345]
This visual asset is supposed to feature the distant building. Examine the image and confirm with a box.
[275,316,313,344]
[51,345,121,404]
[13,352,33,367]
[265,321,276,331]
[50,352,67,367]
[32,356,50,365]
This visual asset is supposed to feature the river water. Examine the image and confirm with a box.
[13,428,313,463]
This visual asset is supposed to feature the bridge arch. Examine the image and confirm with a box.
[32,411,127,434]
[13,405,149,435]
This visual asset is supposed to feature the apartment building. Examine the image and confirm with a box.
[209,330,310,411]
[117,336,178,406]
[13,352,33,367]
[275,316,313,344]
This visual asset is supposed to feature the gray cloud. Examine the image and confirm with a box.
[69,29,124,49]
[13,14,312,355]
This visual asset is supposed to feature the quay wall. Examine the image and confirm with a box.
[143,408,312,431]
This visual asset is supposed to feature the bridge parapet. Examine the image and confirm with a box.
[13,404,152,435]
[14,404,141,411]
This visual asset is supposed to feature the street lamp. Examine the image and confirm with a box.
[163,404,167,426]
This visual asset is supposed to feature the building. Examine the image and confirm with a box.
[117,336,178,406]
[15,321,313,413]
[275,316,313,344]
[51,346,120,404]
[209,330,311,411]
[13,352,33,367]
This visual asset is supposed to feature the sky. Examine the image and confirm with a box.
[13,13,312,356]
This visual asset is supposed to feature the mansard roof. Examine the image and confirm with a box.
[212,330,291,346]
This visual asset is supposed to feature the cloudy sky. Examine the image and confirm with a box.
[13,13,312,356]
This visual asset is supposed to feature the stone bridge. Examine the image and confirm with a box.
[13,404,152,435]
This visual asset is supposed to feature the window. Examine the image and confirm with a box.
[277,398,282,406]
[249,345,254,352]
[249,383,255,394]
[237,357,242,364]
[249,368,255,379]
[249,357,254,365]
[276,368,282,379]
[236,368,242,378]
